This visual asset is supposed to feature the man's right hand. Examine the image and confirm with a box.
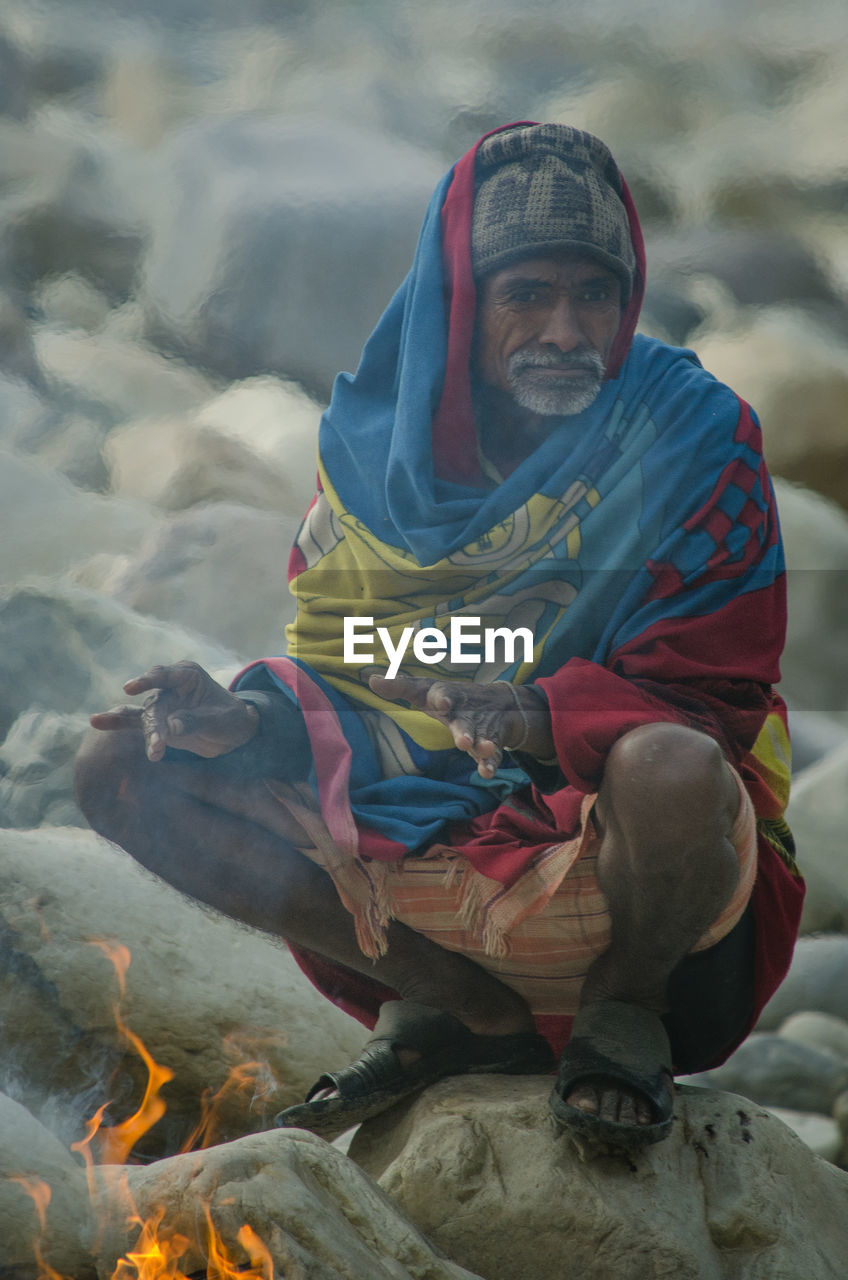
[89,661,259,763]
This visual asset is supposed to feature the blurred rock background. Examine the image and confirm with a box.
[2,0,848,1197]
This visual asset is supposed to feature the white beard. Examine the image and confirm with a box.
[507,349,605,417]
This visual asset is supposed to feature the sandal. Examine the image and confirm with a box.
[549,1000,675,1151]
[275,999,557,1139]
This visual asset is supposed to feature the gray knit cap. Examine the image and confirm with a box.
[471,124,635,299]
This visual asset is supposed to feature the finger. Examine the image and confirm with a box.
[369,673,436,708]
[123,662,202,696]
[471,739,503,779]
[89,706,143,731]
[140,695,176,761]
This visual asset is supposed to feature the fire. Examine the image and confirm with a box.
[25,938,280,1279]
[8,1177,70,1280]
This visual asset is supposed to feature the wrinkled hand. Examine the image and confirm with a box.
[369,673,554,779]
[89,661,259,762]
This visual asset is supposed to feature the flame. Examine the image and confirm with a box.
[75,940,175,1166]
[180,1028,283,1153]
[110,1203,192,1280]
[37,939,278,1278]
[7,1177,74,1280]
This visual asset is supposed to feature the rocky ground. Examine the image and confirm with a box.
[2,0,848,1275]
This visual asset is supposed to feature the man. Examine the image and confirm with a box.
[75,123,804,1153]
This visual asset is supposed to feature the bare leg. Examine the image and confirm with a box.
[74,727,534,1040]
[566,721,741,1126]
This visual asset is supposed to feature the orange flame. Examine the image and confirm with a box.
[75,940,175,1166]
[37,939,278,1278]
[8,1177,74,1280]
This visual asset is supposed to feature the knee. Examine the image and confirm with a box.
[603,723,737,827]
[74,726,145,832]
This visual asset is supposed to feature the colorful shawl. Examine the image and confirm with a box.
[233,127,803,1057]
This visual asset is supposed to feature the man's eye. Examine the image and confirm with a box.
[581,285,615,304]
[509,288,541,304]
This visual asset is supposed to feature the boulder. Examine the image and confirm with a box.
[110,502,301,661]
[0,709,90,829]
[785,741,848,934]
[192,375,322,517]
[696,310,848,510]
[105,417,297,514]
[140,117,444,393]
[92,1129,481,1280]
[33,326,216,428]
[0,826,366,1158]
[0,1092,95,1278]
[0,580,235,742]
[0,451,149,589]
[773,478,848,718]
[350,1078,848,1280]
[762,1106,842,1164]
[778,1011,848,1064]
[683,1032,848,1114]
[758,936,848,1029]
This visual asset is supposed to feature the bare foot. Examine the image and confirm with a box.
[567,1080,656,1126]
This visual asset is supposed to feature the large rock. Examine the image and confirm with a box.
[0,113,146,300]
[0,451,149,589]
[0,580,235,742]
[758,936,848,1029]
[697,310,848,510]
[350,1078,848,1280]
[0,826,366,1157]
[0,709,89,829]
[110,502,301,661]
[0,1092,95,1278]
[92,1129,481,1280]
[774,478,848,718]
[786,741,848,934]
[33,325,216,428]
[105,417,296,514]
[779,1011,848,1064]
[686,1032,848,1115]
[140,118,443,393]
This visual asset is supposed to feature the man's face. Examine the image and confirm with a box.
[474,252,623,420]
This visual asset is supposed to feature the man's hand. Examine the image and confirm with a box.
[89,661,260,763]
[369,673,555,778]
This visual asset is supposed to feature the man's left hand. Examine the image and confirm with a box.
[368,673,555,778]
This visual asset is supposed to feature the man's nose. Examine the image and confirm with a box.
[538,298,583,352]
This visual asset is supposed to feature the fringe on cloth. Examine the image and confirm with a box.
[264,778,392,960]
[263,783,599,964]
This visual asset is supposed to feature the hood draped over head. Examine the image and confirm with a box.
[432,121,645,484]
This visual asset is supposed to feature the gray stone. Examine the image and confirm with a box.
[140,118,443,393]
[0,1092,95,1278]
[0,580,235,742]
[0,451,149,589]
[111,502,301,661]
[762,1106,842,1163]
[104,416,299,514]
[350,1077,848,1280]
[758,936,848,1029]
[691,1033,848,1114]
[92,1129,481,1280]
[786,706,848,775]
[786,741,848,934]
[775,479,848,718]
[779,1012,848,1064]
[0,826,367,1158]
[33,325,216,427]
[697,312,848,512]
[0,709,89,829]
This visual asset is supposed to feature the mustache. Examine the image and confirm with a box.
[508,348,605,377]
